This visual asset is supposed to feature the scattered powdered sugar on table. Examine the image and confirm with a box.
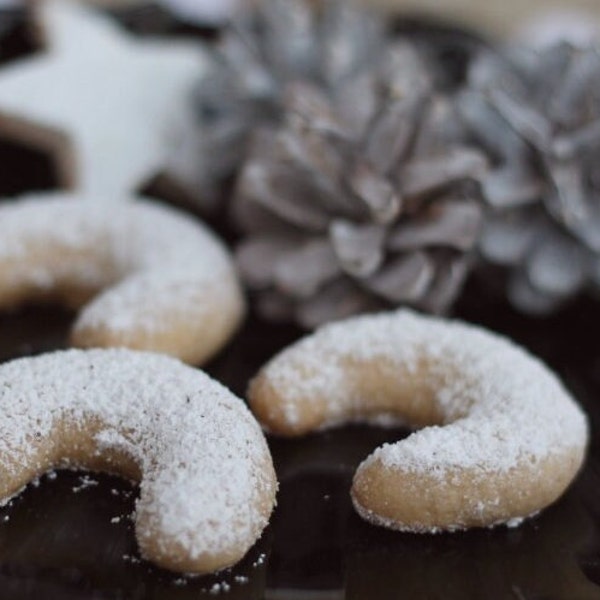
[72,474,99,493]
[0,192,237,335]
[209,581,231,594]
[260,310,588,476]
[0,349,275,566]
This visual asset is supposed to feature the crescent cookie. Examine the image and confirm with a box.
[248,310,588,533]
[0,193,245,365]
[0,349,277,574]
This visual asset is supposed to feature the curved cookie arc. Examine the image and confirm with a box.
[0,349,277,574]
[248,310,589,532]
[0,192,245,365]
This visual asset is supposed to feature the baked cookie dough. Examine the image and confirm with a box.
[0,0,208,198]
[0,348,277,574]
[0,192,245,365]
[249,309,588,532]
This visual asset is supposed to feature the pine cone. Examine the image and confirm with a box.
[459,42,600,314]
[234,44,486,328]
[192,0,387,204]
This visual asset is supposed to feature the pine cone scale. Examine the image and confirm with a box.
[238,161,333,232]
[479,210,540,266]
[482,165,544,209]
[543,157,589,229]
[525,233,588,298]
[272,238,341,298]
[552,120,600,159]
[236,236,302,288]
[365,251,435,303]
[388,200,483,252]
[398,147,487,201]
[421,256,470,314]
[362,96,424,173]
[489,88,552,150]
[329,220,386,278]
[347,160,402,224]
[295,279,376,329]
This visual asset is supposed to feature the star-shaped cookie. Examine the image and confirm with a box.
[0,0,208,197]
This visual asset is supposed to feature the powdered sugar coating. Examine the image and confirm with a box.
[251,310,588,531]
[0,192,245,363]
[259,310,587,475]
[0,0,209,197]
[0,349,277,573]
